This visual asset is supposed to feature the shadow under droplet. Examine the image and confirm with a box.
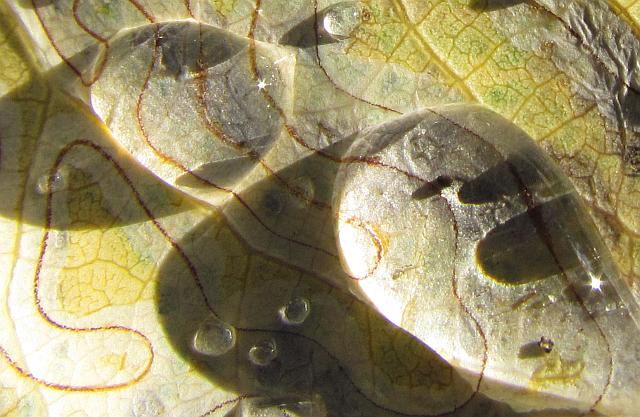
[518,341,547,360]
[279,6,344,47]
[156,148,592,416]
[412,175,453,200]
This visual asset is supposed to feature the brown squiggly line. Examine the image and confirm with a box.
[442,195,489,408]
[335,153,489,411]
[127,0,156,23]
[0,137,231,391]
[0,141,156,391]
[133,22,337,260]
[339,217,384,280]
[31,0,156,86]
[72,0,108,43]
[184,0,195,19]
[505,163,613,416]
[236,326,476,417]
[251,9,489,400]
[247,5,437,171]
[192,24,330,210]
[216,213,480,416]
[199,395,250,417]
[63,141,218,317]
[424,107,613,415]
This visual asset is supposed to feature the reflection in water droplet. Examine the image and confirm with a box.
[192,316,236,356]
[323,2,363,40]
[36,166,69,194]
[248,339,277,366]
[280,296,311,325]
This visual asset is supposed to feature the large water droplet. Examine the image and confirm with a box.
[36,166,69,194]
[332,104,640,412]
[323,2,364,40]
[248,338,277,366]
[192,316,236,356]
[280,296,310,325]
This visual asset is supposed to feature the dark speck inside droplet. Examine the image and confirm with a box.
[476,194,600,285]
[412,175,454,200]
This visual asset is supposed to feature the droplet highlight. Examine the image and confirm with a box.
[36,166,69,194]
[323,2,364,40]
[280,296,310,325]
[248,338,277,366]
[192,316,236,356]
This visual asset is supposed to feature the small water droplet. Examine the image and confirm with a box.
[280,296,310,325]
[192,316,236,356]
[36,166,69,194]
[323,2,363,40]
[248,338,277,366]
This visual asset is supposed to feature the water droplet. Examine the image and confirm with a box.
[323,2,363,40]
[36,166,69,194]
[280,296,310,325]
[192,316,235,356]
[248,338,277,366]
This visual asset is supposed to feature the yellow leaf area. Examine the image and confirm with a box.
[55,168,154,317]
[347,0,640,286]
[214,0,237,16]
[609,0,640,34]
[0,11,30,95]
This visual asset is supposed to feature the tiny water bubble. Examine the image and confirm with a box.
[280,296,310,325]
[192,316,236,356]
[323,2,364,40]
[248,338,277,366]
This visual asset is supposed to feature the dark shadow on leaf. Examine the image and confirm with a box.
[279,7,343,47]
[468,0,528,11]
[15,0,55,8]
[175,156,257,189]
[157,146,592,417]
[0,79,193,230]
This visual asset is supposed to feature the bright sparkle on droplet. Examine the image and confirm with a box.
[36,167,69,195]
[323,2,363,40]
[590,275,604,292]
[248,339,277,366]
[257,79,268,90]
